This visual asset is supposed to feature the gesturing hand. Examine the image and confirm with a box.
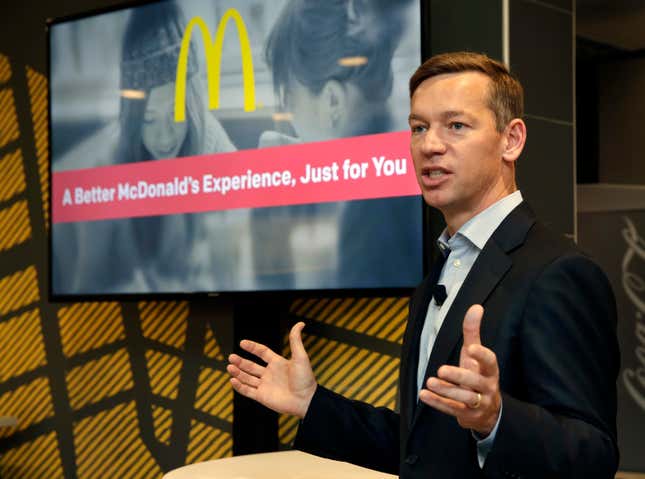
[418,304,502,436]
[227,322,317,419]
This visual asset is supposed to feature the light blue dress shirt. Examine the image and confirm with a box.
[416,190,524,467]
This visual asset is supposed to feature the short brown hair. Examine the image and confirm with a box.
[409,51,524,131]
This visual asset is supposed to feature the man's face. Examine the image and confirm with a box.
[409,72,509,226]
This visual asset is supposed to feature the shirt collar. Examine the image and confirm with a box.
[437,190,524,253]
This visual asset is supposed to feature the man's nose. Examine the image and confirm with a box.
[421,127,447,155]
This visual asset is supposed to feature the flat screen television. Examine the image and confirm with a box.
[48,0,425,299]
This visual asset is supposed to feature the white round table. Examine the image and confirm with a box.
[163,450,397,479]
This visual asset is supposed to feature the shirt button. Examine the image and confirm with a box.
[453,258,461,267]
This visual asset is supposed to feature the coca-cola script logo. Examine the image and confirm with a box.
[621,216,645,412]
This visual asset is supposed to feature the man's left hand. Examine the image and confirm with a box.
[418,304,502,436]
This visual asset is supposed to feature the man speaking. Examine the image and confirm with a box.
[227,52,619,479]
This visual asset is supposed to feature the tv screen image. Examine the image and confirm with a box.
[49,0,423,297]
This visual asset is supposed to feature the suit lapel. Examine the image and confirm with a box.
[402,252,447,427]
[425,241,511,379]
[409,202,536,430]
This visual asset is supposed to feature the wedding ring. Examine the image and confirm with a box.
[469,392,482,409]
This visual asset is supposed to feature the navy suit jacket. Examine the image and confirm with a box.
[294,202,620,479]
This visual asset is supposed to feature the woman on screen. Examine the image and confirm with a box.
[117,4,235,164]
[53,2,249,294]
[253,0,422,289]
[263,0,409,145]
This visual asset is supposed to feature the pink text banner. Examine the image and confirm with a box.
[52,130,421,224]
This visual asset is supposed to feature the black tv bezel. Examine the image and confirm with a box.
[46,0,437,303]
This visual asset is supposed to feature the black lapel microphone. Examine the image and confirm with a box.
[432,284,447,306]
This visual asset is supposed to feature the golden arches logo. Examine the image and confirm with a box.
[175,8,256,123]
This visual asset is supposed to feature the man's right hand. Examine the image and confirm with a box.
[227,322,317,419]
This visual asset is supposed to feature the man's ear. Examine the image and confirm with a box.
[502,118,527,164]
[319,80,347,131]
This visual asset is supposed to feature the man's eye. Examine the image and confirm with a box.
[449,122,465,131]
[411,125,427,134]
